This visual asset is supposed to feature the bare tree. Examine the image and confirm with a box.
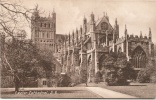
[0,0,36,92]
[0,0,34,38]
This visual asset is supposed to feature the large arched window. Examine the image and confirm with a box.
[132,46,146,68]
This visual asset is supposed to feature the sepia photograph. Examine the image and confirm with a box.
[0,0,156,99]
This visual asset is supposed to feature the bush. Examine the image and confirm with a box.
[137,69,150,83]
[105,68,130,86]
[58,74,71,87]
[137,59,156,83]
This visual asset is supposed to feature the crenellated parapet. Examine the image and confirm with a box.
[128,34,151,43]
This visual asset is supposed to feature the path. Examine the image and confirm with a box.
[86,87,137,98]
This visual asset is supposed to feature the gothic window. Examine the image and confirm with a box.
[44,23,46,27]
[101,22,108,30]
[132,46,146,69]
[40,23,42,27]
[48,23,50,28]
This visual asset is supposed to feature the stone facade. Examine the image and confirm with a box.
[56,12,154,82]
[31,8,66,87]
[31,8,56,52]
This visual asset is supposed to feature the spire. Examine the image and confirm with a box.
[72,30,74,38]
[105,12,109,21]
[76,28,78,46]
[76,28,78,34]
[32,4,39,18]
[83,15,87,24]
[140,31,143,38]
[125,25,127,35]
[125,25,128,40]
[52,8,56,21]
[68,32,70,46]
[80,26,83,40]
[91,12,94,22]
[149,27,151,33]
[149,27,152,40]
[115,18,117,25]
[76,28,78,37]
[72,30,74,45]
[80,26,82,35]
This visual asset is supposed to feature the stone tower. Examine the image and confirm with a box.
[31,7,56,52]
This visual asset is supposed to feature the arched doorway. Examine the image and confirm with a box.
[132,46,146,69]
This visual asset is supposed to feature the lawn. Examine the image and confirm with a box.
[1,89,102,98]
[102,83,156,98]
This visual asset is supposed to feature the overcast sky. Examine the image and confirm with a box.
[20,0,156,43]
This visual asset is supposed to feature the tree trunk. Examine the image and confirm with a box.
[14,75,20,92]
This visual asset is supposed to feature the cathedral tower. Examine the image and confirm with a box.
[31,7,56,52]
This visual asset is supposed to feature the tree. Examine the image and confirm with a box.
[0,0,45,91]
[0,0,34,38]
[38,49,57,78]
[101,52,135,86]
[137,59,156,83]
[3,39,39,91]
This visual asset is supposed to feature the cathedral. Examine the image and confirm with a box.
[31,8,155,82]
[56,12,155,82]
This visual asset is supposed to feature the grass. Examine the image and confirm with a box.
[1,90,102,98]
[101,83,156,98]
[1,83,156,98]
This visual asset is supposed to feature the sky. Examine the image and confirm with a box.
[19,0,156,43]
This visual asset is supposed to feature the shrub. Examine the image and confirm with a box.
[58,74,71,87]
[137,59,156,83]
[137,69,150,83]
